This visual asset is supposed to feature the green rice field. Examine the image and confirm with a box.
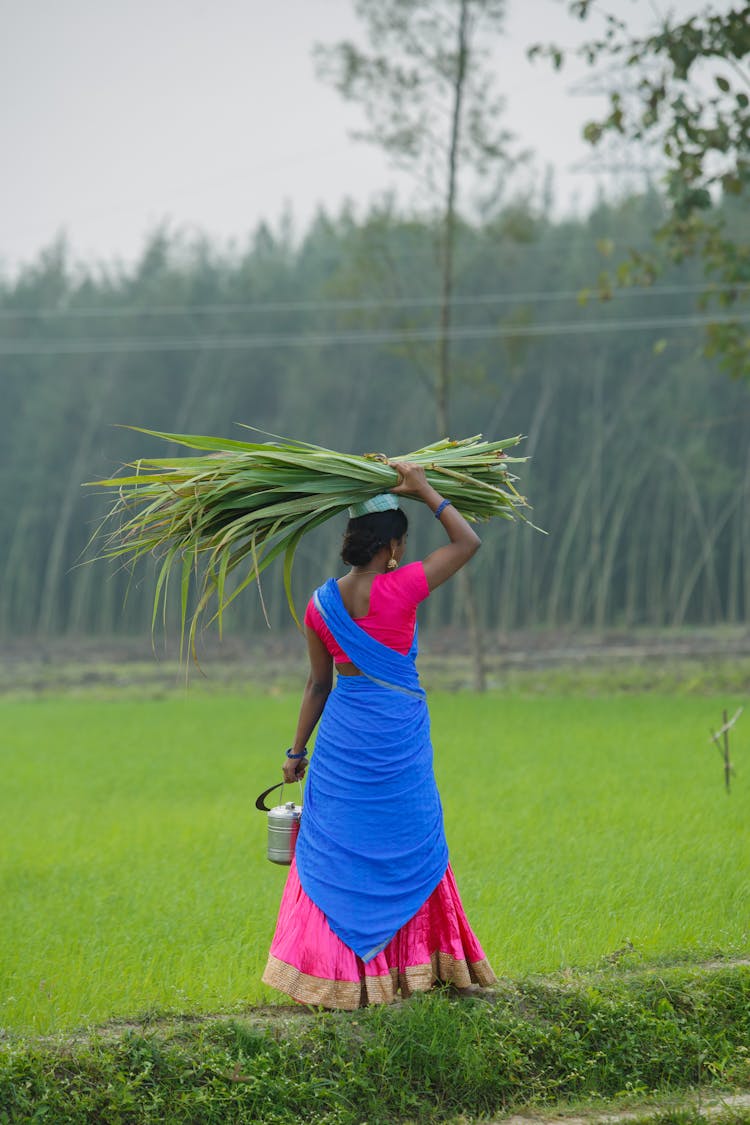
[1,692,747,1034]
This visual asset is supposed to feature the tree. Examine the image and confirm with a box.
[530,2,750,379]
[315,0,522,689]
[2,201,748,637]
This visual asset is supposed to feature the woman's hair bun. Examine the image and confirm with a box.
[341,508,408,567]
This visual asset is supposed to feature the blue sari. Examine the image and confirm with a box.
[294,577,449,962]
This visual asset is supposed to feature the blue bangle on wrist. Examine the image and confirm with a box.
[286,748,307,759]
[434,498,452,519]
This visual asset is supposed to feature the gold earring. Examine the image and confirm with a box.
[387,549,398,571]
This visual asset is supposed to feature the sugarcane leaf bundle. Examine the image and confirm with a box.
[85,428,530,658]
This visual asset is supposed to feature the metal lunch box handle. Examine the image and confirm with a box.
[255,780,303,812]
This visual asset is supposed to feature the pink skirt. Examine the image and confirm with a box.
[262,859,496,1009]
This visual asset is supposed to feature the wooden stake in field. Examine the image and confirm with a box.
[708,708,742,794]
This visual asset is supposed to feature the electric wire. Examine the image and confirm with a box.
[0,312,747,358]
[0,282,747,321]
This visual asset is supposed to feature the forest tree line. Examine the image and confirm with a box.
[1,191,748,641]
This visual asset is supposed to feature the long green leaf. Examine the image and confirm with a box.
[86,427,533,656]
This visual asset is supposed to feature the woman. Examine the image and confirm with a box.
[262,462,496,1008]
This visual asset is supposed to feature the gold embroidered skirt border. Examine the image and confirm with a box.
[262,951,496,1011]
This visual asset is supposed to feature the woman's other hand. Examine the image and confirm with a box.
[282,755,308,783]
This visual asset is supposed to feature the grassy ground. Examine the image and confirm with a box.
[1,691,747,1035]
[1,964,749,1123]
[1,643,748,1123]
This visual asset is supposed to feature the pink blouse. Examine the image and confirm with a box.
[304,562,430,664]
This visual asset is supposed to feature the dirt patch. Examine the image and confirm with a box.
[2,627,750,697]
[496,1092,750,1125]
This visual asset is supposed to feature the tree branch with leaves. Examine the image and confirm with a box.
[530,2,750,379]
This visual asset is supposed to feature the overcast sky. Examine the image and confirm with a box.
[0,0,720,276]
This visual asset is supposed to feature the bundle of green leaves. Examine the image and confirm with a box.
[87,428,529,654]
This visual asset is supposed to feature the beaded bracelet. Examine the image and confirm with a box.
[434,498,452,519]
[286,748,307,760]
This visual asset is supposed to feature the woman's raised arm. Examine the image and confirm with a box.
[391,461,481,592]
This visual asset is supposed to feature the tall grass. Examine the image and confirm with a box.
[1,693,747,1033]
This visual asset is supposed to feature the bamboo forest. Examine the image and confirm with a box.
[1,191,748,641]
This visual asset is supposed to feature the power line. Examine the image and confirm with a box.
[0,282,747,322]
[1,312,747,358]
